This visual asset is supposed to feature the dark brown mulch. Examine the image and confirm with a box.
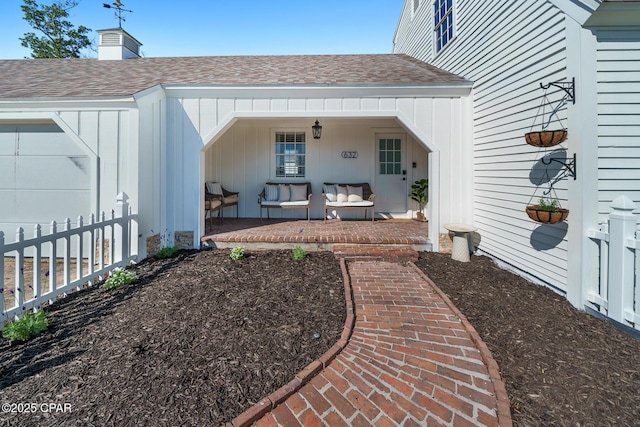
[3,249,640,427]
[0,249,345,426]
[414,252,640,427]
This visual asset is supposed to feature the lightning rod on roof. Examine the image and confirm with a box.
[103,0,132,28]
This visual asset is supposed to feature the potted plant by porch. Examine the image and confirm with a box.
[525,198,569,224]
[409,178,428,221]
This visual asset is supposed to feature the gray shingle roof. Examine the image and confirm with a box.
[0,54,469,100]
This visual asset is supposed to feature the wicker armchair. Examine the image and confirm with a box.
[205,182,239,220]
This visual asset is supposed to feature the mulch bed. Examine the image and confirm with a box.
[0,249,345,426]
[414,252,640,427]
[2,249,640,426]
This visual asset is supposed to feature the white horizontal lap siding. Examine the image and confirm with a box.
[395,0,570,292]
[596,36,640,217]
[394,0,434,62]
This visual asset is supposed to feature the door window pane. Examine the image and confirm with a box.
[378,138,402,175]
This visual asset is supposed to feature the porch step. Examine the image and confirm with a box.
[332,244,418,263]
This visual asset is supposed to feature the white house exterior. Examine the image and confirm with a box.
[0,29,473,258]
[394,0,640,325]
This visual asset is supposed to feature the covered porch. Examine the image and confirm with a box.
[200,218,431,252]
[154,54,473,255]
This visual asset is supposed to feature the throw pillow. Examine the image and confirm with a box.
[290,184,307,201]
[323,184,336,202]
[336,185,348,203]
[206,182,223,196]
[265,184,279,201]
[278,184,291,202]
[347,185,363,202]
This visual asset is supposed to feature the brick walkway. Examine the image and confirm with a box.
[224,245,512,427]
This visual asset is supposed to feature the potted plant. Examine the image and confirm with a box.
[409,178,428,221]
[525,197,569,224]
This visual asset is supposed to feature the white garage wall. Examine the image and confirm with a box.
[0,123,90,239]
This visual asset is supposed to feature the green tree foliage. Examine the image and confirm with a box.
[20,0,92,58]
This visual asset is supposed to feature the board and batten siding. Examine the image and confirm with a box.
[55,109,139,218]
[394,0,571,292]
[202,118,429,219]
[596,33,640,217]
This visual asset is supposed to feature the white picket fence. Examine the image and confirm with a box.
[587,195,640,332]
[1,193,138,328]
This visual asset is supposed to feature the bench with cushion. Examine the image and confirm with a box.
[258,182,312,221]
[322,183,375,222]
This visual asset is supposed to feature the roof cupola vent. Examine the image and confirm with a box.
[97,28,142,60]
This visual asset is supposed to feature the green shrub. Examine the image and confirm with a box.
[103,268,137,290]
[292,246,307,261]
[2,310,48,342]
[230,246,245,261]
[156,246,178,259]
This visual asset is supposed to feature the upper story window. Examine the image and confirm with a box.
[411,0,421,20]
[434,0,454,53]
[275,131,306,178]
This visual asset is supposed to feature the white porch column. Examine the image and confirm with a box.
[565,19,599,309]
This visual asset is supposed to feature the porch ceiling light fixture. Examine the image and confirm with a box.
[312,120,322,139]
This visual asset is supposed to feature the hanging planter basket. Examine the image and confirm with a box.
[525,205,569,224]
[525,80,573,148]
[524,129,568,148]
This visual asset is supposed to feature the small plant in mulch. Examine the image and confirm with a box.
[103,268,137,290]
[230,246,245,261]
[155,246,178,259]
[292,246,307,261]
[152,228,179,259]
[2,310,48,342]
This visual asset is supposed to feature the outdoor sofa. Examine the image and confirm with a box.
[258,182,312,221]
[322,183,375,222]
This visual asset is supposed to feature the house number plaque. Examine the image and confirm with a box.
[341,151,358,159]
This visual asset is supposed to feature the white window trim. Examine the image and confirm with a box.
[432,0,456,57]
[271,128,308,180]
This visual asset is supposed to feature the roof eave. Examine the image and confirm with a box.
[161,83,473,99]
[0,96,138,109]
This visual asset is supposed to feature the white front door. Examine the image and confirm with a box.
[375,134,407,215]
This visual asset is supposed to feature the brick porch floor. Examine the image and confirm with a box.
[201,218,432,251]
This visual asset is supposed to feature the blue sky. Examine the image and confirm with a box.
[0,0,406,59]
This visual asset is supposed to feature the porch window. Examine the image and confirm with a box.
[379,138,402,175]
[275,132,306,178]
[434,0,454,53]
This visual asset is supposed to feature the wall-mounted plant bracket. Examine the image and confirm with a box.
[541,152,577,180]
[540,77,575,105]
